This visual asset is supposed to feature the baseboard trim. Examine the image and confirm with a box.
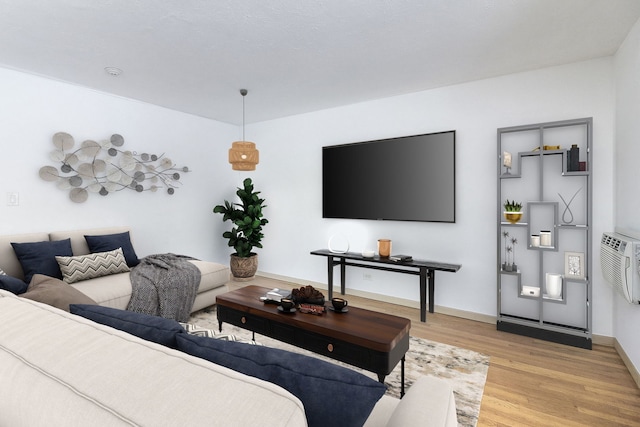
[614,338,640,389]
[592,334,615,347]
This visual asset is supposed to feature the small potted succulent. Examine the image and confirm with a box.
[503,199,523,224]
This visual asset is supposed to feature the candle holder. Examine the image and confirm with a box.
[378,239,391,258]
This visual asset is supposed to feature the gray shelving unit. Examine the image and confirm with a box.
[497,117,592,349]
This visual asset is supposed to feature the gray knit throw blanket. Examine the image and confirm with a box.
[127,253,201,322]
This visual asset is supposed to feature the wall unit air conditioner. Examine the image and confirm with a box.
[600,230,640,304]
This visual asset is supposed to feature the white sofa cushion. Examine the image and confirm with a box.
[386,376,457,427]
[70,272,133,309]
[0,290,307,426]
[188,259,230,292]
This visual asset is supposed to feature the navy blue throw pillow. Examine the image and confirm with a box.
[11,239,73,284]
[0,274,28,294]
[70,304,186,349]
[84,231,140,267]
[176,333,386,427]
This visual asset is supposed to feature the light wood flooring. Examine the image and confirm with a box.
[230,277,640,426]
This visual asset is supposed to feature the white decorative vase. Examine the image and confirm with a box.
[546,273,563,298]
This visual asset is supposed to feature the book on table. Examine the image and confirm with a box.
[259,288,291,303]
[389,254,413,262]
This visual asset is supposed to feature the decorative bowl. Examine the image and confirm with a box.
[503,211,523,224]
[291,285,325,306]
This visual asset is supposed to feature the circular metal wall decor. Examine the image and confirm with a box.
[39,132,190,203]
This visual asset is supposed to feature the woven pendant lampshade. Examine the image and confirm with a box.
[229,89,259,171]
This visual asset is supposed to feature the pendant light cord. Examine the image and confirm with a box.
[240,88,248,142]
[242,94,245,141]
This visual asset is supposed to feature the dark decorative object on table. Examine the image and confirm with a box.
[567,144,580,172]
[298,303,325,315]
[331,297,348,311]
[291,285,325,305]
[280,298,295,311]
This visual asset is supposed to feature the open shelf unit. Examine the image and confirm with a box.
[497,117,592,349]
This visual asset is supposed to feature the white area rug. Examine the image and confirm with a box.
[189,307,489,427]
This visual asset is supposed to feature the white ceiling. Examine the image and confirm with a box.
[1,0,639,124]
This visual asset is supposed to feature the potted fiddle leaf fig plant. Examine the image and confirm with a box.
[213,178,268,280]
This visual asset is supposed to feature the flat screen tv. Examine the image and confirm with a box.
[322,130,455,222]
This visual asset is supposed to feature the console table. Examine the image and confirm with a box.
[311,249,461,322]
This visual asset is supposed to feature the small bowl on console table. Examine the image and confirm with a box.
[362,250,375,258]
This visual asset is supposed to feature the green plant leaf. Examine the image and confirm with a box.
[213,178,267,257]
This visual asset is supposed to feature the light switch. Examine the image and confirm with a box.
[7,192,19,206]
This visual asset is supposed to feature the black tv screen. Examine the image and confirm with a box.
[322,130,455,222]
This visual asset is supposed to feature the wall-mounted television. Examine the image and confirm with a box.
[322,130,455,223]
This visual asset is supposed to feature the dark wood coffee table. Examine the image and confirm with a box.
[216,285,411,395]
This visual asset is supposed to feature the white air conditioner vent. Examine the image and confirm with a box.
[601,234,623,251]
[600,231,640,304]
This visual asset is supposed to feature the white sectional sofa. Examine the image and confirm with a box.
[0,226,459,426]
[0,290,458,426]
[0,226,230,313]
[0,289,306,426]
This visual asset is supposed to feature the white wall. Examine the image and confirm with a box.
[251,58,616,336]
[614,18,640,372]
[0,56,618,341]
[0,66,239,265]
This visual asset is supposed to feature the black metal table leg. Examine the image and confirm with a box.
[401,356,405,398]
[327,255,334,301]
[340,257,346,295]
[419,267,427,322]
[428,268,435,313]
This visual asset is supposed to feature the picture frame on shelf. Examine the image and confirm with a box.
[564,251,585,279]
[503,151,512,175]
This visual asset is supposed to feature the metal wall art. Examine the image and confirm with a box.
[558,187,582,224]
[39,132,190,203]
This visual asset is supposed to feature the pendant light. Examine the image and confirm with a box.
[228,89,259,171]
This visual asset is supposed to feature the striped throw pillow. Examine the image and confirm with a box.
[56,247,130,284]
